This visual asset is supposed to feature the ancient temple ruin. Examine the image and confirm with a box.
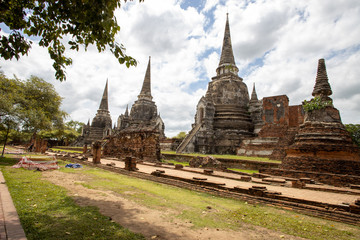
[102,57,164,161]
[80,80,112,144]
[177,14,255,154]
[281,59,360,176]
[116,57,165,138]
[238,94,305,160]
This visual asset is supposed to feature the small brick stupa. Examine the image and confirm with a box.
[282,59,360,176]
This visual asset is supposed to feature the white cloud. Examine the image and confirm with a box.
[1,0,359,139]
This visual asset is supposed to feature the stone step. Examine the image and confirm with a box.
[242,137,279,145]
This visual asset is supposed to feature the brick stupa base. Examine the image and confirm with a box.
[261,108,360,186]
[282,119,360,176]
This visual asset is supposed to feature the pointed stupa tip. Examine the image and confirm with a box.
[251,83,258,101]
[216,13,239,77]
[312,58,332,97]
[99,79,109,110]
[87,119,90,126]
[218,13,236,67]
[125,104,129,117]
[138,56,152,100]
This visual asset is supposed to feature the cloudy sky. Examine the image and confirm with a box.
[1,0,360,137]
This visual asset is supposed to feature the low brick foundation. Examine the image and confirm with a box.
[260,168,360,187]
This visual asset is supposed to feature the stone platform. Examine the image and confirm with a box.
[0,169,27,240]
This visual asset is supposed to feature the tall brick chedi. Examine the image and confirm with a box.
[80,80,112,145]
[282,59,360,176]
[177,14,254,154]
[117,57,165,138]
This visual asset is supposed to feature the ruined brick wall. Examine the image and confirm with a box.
[262,95,289,125]
[103,130,161,162]
[288,105,304,127]
[160,139,182,151]
[253,96,304,160]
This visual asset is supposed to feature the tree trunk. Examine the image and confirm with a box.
[1,126,10,157]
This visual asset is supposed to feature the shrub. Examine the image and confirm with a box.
[303,96,332,112]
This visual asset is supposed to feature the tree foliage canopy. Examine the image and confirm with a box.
[0,72,67,134]
[173,131,187,140]
[1,0,142,81]
[345,124,360,147]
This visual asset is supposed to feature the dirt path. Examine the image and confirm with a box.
[42,171,305,240]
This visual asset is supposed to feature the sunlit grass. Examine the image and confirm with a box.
[1,158,144,240]
[3,153,360,240]
[227,168,259,174]
[162,159,190,166]
[161,151,281,163]
[51,147,82,153]
[60,164,360,240]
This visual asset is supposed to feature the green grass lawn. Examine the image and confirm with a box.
[162,159,190,166]
[58,162,359,240]
[161,151,281,163]
[0,157,144,240]
[2,156,360,240]
[50,147,83,153]
[227,168,259,174]
[162,160,259,174]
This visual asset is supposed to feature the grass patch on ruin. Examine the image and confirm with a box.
[0,158,145,240]
[50,147,83,153]
[162,159,190,166]
[227,168,259,174]
[161,160,259,174]
[58,164,360,240]
[161,151,281,163]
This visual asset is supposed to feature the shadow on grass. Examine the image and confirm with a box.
[19,201,146,240]
[68,195,188,240]
[0,156,20,166]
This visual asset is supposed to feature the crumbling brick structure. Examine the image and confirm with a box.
[92,141,102,164]
[116,57,165,139]
[238,95,304,159]
[281,59,360,176]
[75,80,112,146]
[103,128,161,162]
[124,157,137,171]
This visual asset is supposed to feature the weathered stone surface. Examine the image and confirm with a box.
[292,180,306,188]
[281,59,360,177]
[189,156,223,169]
[282,110,360,175]
[238,95,304,160]
[103,129,161,162]
[175,164,184,169]
[240,176,252,182]
[124,157,137,171]
[74,81,112,146]
[178,15,254,154]
[312,58,332,99]
[160,138,182,151]
[92,141,102,164]
[117,57,165,139]
[249,84,263,134]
